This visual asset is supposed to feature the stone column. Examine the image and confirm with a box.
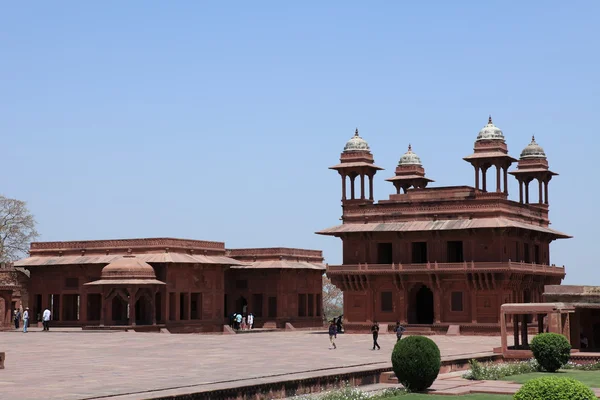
[80,293,88,324]
[152,290,157,326]
[475,166,480,190]
[544,181,549,204]
[350,175,356,200]
[369,174,374,201]
[341,173,346,201]
[503,166,508,194]
[482,167,487,192]
[360,174,365,200]
[519,180,523,203]
[99,290,106,327]
[513,314,520,348]
[59,294,64,322]
[496,165,501,192]
[521,314,529,346]
[525,182,530,204]
[433,290,441,324]
[471,291,477,323]
[538,179,543,204]
[129,287,137,326]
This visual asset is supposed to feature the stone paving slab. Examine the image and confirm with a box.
[0,329,504,400]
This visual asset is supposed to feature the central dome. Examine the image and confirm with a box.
[476,116,505,142]
[101,256,157,280]
[398,144,422,166]
[520,136,546,159]
[343,128,370,152]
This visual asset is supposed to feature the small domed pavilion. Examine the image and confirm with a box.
[509,136,558,204]
[386,144,434,194]
[329,128,383,203]
[85,255,165,328]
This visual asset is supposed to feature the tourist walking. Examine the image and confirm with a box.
[371,321,380,350]
[247,312,254,329]
[23,307,29,333]
[328,320,337,349]
[42,308,51,331]
[235,312,242,330]
[241,315,247,330]
[14,309,21,329]
[394,321,406,342]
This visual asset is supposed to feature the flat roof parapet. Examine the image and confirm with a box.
[30,238,226,255]
[227,247,323,262]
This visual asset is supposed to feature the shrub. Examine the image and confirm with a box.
[463,358,539,380]
[513,376,595,400]
[530,333,571,372]
[391,335,441,392]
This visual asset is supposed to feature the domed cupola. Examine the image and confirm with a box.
[509,135,557,205]
[519,136,546,159]
[343,128,371,152]
[330,128,383,203]
[398,144,422,166]
[476,116,505,142]
[386,144,433,194]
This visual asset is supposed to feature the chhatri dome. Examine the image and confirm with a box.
[398,144,422,166]
[519,136,546,159]
[343,128,371,152]
[476,115,505,142]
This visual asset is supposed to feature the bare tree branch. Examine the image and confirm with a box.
[0,195,39,262]
[322,274,343,321]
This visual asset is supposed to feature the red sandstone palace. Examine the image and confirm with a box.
[319,118,570,334]
[2,238,324,332]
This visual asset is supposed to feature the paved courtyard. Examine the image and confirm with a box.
[0,328,504,400]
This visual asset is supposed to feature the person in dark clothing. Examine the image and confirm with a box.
[371,321,380,350]
[14,310,20,329]
[336,316,343,334]
[394,321,406,342]
[328,320,337,349]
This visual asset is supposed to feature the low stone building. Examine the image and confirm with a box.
[13,238,325,332]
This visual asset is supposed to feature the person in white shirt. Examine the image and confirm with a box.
[42,308,52,331]
[247,313,254,330]
[23,307,29,333]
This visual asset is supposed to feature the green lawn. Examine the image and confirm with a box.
[395,395,512,399]
[501,369,600,388]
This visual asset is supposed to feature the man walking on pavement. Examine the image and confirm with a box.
[394,321,406,342]
[23,307,29,333]
[371,321,381,350]
[42,308,52,331]
[328,320,337,349]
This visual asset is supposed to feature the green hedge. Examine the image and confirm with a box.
[530,333,571,372]
[514,376,595,400]
[391,335,441,392]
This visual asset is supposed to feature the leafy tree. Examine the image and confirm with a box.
[0,195,39,262]
[322,274,343,321]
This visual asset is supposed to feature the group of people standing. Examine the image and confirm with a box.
[230,312,254,330]
[13,307,52,333]
[329,320,406,350]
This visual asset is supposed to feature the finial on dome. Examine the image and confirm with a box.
[531,135,536,142]
[408,144,412,151]
[488,115,493,124]
[355,128,359,136]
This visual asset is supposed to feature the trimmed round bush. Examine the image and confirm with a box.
[514,376,595,400]
[391,335,441,392]
[530,333,571,372]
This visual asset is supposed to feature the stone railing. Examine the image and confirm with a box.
[326,261,565,275]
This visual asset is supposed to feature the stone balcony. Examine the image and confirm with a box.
[326,261,565,275]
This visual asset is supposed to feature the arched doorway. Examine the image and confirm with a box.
[235,296,248,314]
[135,295,152,325]
[111,296,128,325]
[409,285,434,324]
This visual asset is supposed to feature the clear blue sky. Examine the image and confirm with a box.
[1,2,597,284]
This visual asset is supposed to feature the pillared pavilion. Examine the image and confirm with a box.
[318,117,570,334]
